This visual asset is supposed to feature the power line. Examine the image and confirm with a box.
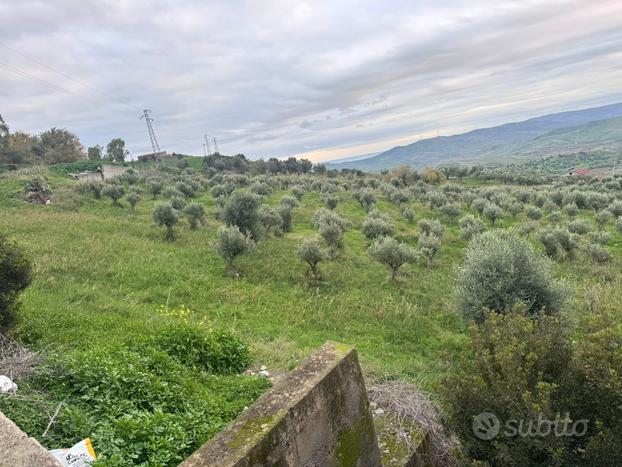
[0,61,101,104]
[0,41,117,102]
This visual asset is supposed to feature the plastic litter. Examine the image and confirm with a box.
[0,375,17,393]
[49,438,97,466]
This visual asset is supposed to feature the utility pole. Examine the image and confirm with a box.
[139,109,161,155]
[204,134,212,155]
[213,137,219,155]
[202,142,207,157]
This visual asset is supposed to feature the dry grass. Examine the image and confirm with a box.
[369,381,459,467]
[0,334,43,380]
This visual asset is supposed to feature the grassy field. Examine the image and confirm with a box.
[1,165,621,463]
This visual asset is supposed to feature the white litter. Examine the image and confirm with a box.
[0,375,17,393]
[49,438,97,466]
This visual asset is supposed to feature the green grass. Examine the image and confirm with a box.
[1,168,621,463]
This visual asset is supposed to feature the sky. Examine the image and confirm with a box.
[1,0,622,162]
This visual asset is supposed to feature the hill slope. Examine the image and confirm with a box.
[327,102,622,171]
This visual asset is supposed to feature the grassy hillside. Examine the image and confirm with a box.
[1,165,621,464]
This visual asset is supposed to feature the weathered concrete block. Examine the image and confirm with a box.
[0,411,60,466]
[181,341,382,467]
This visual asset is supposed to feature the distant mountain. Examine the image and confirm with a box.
[326,102,622,171]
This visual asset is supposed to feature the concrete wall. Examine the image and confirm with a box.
[0,411,60,466]
[102,164,129,180]
[181,342,382,467]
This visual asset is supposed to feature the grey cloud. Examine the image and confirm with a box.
[1,0,621,161]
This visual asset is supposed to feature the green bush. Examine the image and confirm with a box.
[149,322,251,374]
[220,190,262,240]
[369,236,417,280]
[455,230,565,323]
[102,184,125,206]
[127,192,141,212]
[298,237,326,280]
[184,202,206,230]
[153,203,179,240]
[441,308,573,465]
[362,212,395,240]
[0,344,267,466]
[0,236,31,331]
[216,225,254,273]
[459,214,485,240]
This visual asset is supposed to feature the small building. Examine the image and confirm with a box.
[570,168,593,176]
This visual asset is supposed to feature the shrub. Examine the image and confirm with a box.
[368,236,417,280]
[153,203,179,240]
[354,188,376,211]
[362,213,395,240]
[568,218,591,235]
[170,195,186,211]
[291,185,306,201]
[483,203,504,225]
[319,222,344,259]
[526,205,542,220]
[439,202,461,222]
[163,187,185,199]
[298,237,326,280]
[616,216,622,234]
[418,219,444,238]
[313,208,351,231]
[508,202,523,218]
[585,243,611,263]
[609,200,622,218]
[127,192,141,212]
[563,203,579,218]
[216,225,254,272]
[418,233,441,267]
[147,178,163,199]
[149,321,251,374]
[184,203,206,230]
[276,204,294,234]
[78,180,104,199]
[471,197,487,217]
[175,181,195,198]
[442,308,572,465]
[459,214,485,240]
[102,184,125,206]
[595,210,612,229]
[249,181,272,196]
[402,207,416,223]
[0,236,31,331]
[279,195,299,209]
[455,230,565,323]
[589,231,612,245]
[259,205,283,237]
[220,190,262,240]
[321,193,339,210]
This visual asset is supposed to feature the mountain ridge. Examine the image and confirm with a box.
[326,102,622,171]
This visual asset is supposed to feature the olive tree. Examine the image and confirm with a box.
[368,236,417,280]
[127,192,141,212]
[455,230,565,323]
[184,202,206,230]
[418,219,444,238]
[216,225,254,273]
[483,203,504,225]
[298,237,326,280]
[153,202,179,240]
[354,188,376,212]
[418,233,442,267]
[220,190,262,240]
[362,211,395,240]
[459,214,485,240]
[102,184,125,206]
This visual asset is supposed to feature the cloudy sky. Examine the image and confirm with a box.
[1,0,622,162]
